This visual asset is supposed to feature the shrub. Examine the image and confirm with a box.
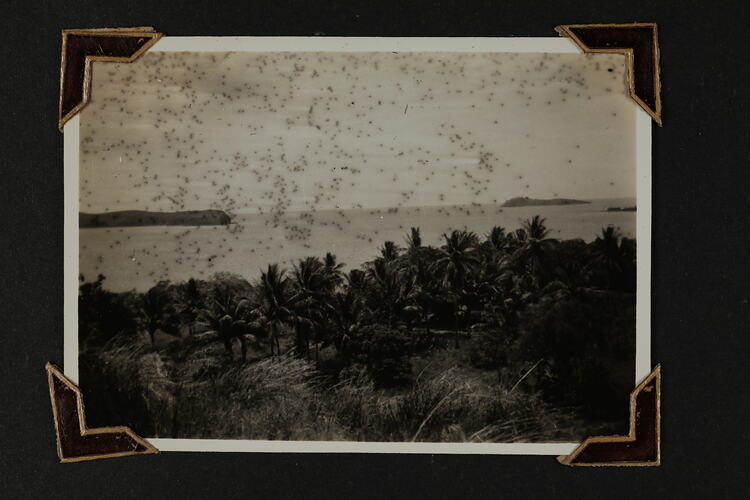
[468,328,510,369]
[510,291,635,421]
[79,275,139,348]
[345,325,413,388]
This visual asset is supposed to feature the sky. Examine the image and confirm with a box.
[80,50,636,215]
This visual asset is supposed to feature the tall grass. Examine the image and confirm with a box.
[329,368,579,442]
[176,354,345,440]
[85,336,584,442]
[82,337,175,436]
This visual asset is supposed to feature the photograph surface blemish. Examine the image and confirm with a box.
[77,49,638,443]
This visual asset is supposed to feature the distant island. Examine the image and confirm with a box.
[606,206,637,212]
[501,197,590,208]
[80,210,232,228]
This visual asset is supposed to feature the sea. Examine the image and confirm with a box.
[80,198,636,292]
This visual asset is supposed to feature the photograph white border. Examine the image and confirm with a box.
[64,36,651,455]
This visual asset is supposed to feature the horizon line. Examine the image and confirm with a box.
[81,195,637,216]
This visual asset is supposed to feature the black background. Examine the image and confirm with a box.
[2,1,749,497]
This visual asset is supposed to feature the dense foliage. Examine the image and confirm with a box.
[79,218,636,441]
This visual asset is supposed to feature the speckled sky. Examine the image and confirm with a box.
[80,51,635,215]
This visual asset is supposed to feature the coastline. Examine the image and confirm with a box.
[80,209,232,228]
[80,200,636,293]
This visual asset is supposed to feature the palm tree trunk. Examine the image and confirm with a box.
[453,304,460,349]
[239,336,247,361]
[272,323,281,358]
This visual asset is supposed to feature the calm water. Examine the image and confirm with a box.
[80,198,636,292]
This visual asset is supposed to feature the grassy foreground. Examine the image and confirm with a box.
[81,340,618,442]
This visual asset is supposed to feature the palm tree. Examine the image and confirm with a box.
[323,252,345,291]
[470,251,513,314]
[198,288,255,360]
[330,269,369,349]
[380,241,401,261]
[404,227,422,252]
[411,256,441,335]
[513,216,556,282]
[366,259,400,326]
[434,230,480,286]
[292,257,332,360]
[292,257,326,291]
[139,283,177,345]
[540,256,600,303]
[591,226,632,290]
[494,266,539,332]
[366,258,417,328]
[523,215,550,240]
[486,226,507,251]
[433,230,480,348]
[394,274,419,331]
[179,278,203,336]
[400,227,436,333]
[256,264,295,357]
[331,288,363,353]
[478,226,509,270]
[346,268,368,295]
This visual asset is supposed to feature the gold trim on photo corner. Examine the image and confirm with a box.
[557,364,661,466]
[46,363,158,463]
[58,27,163,131]
[556,23,662,126]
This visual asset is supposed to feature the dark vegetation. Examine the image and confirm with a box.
[606,206,637,212]
[501,197,590,207]
[79,218,636,442]
[79,209,231,228]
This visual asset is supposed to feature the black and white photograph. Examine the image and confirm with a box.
[10,0,750,494]
[69,39,648,450]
